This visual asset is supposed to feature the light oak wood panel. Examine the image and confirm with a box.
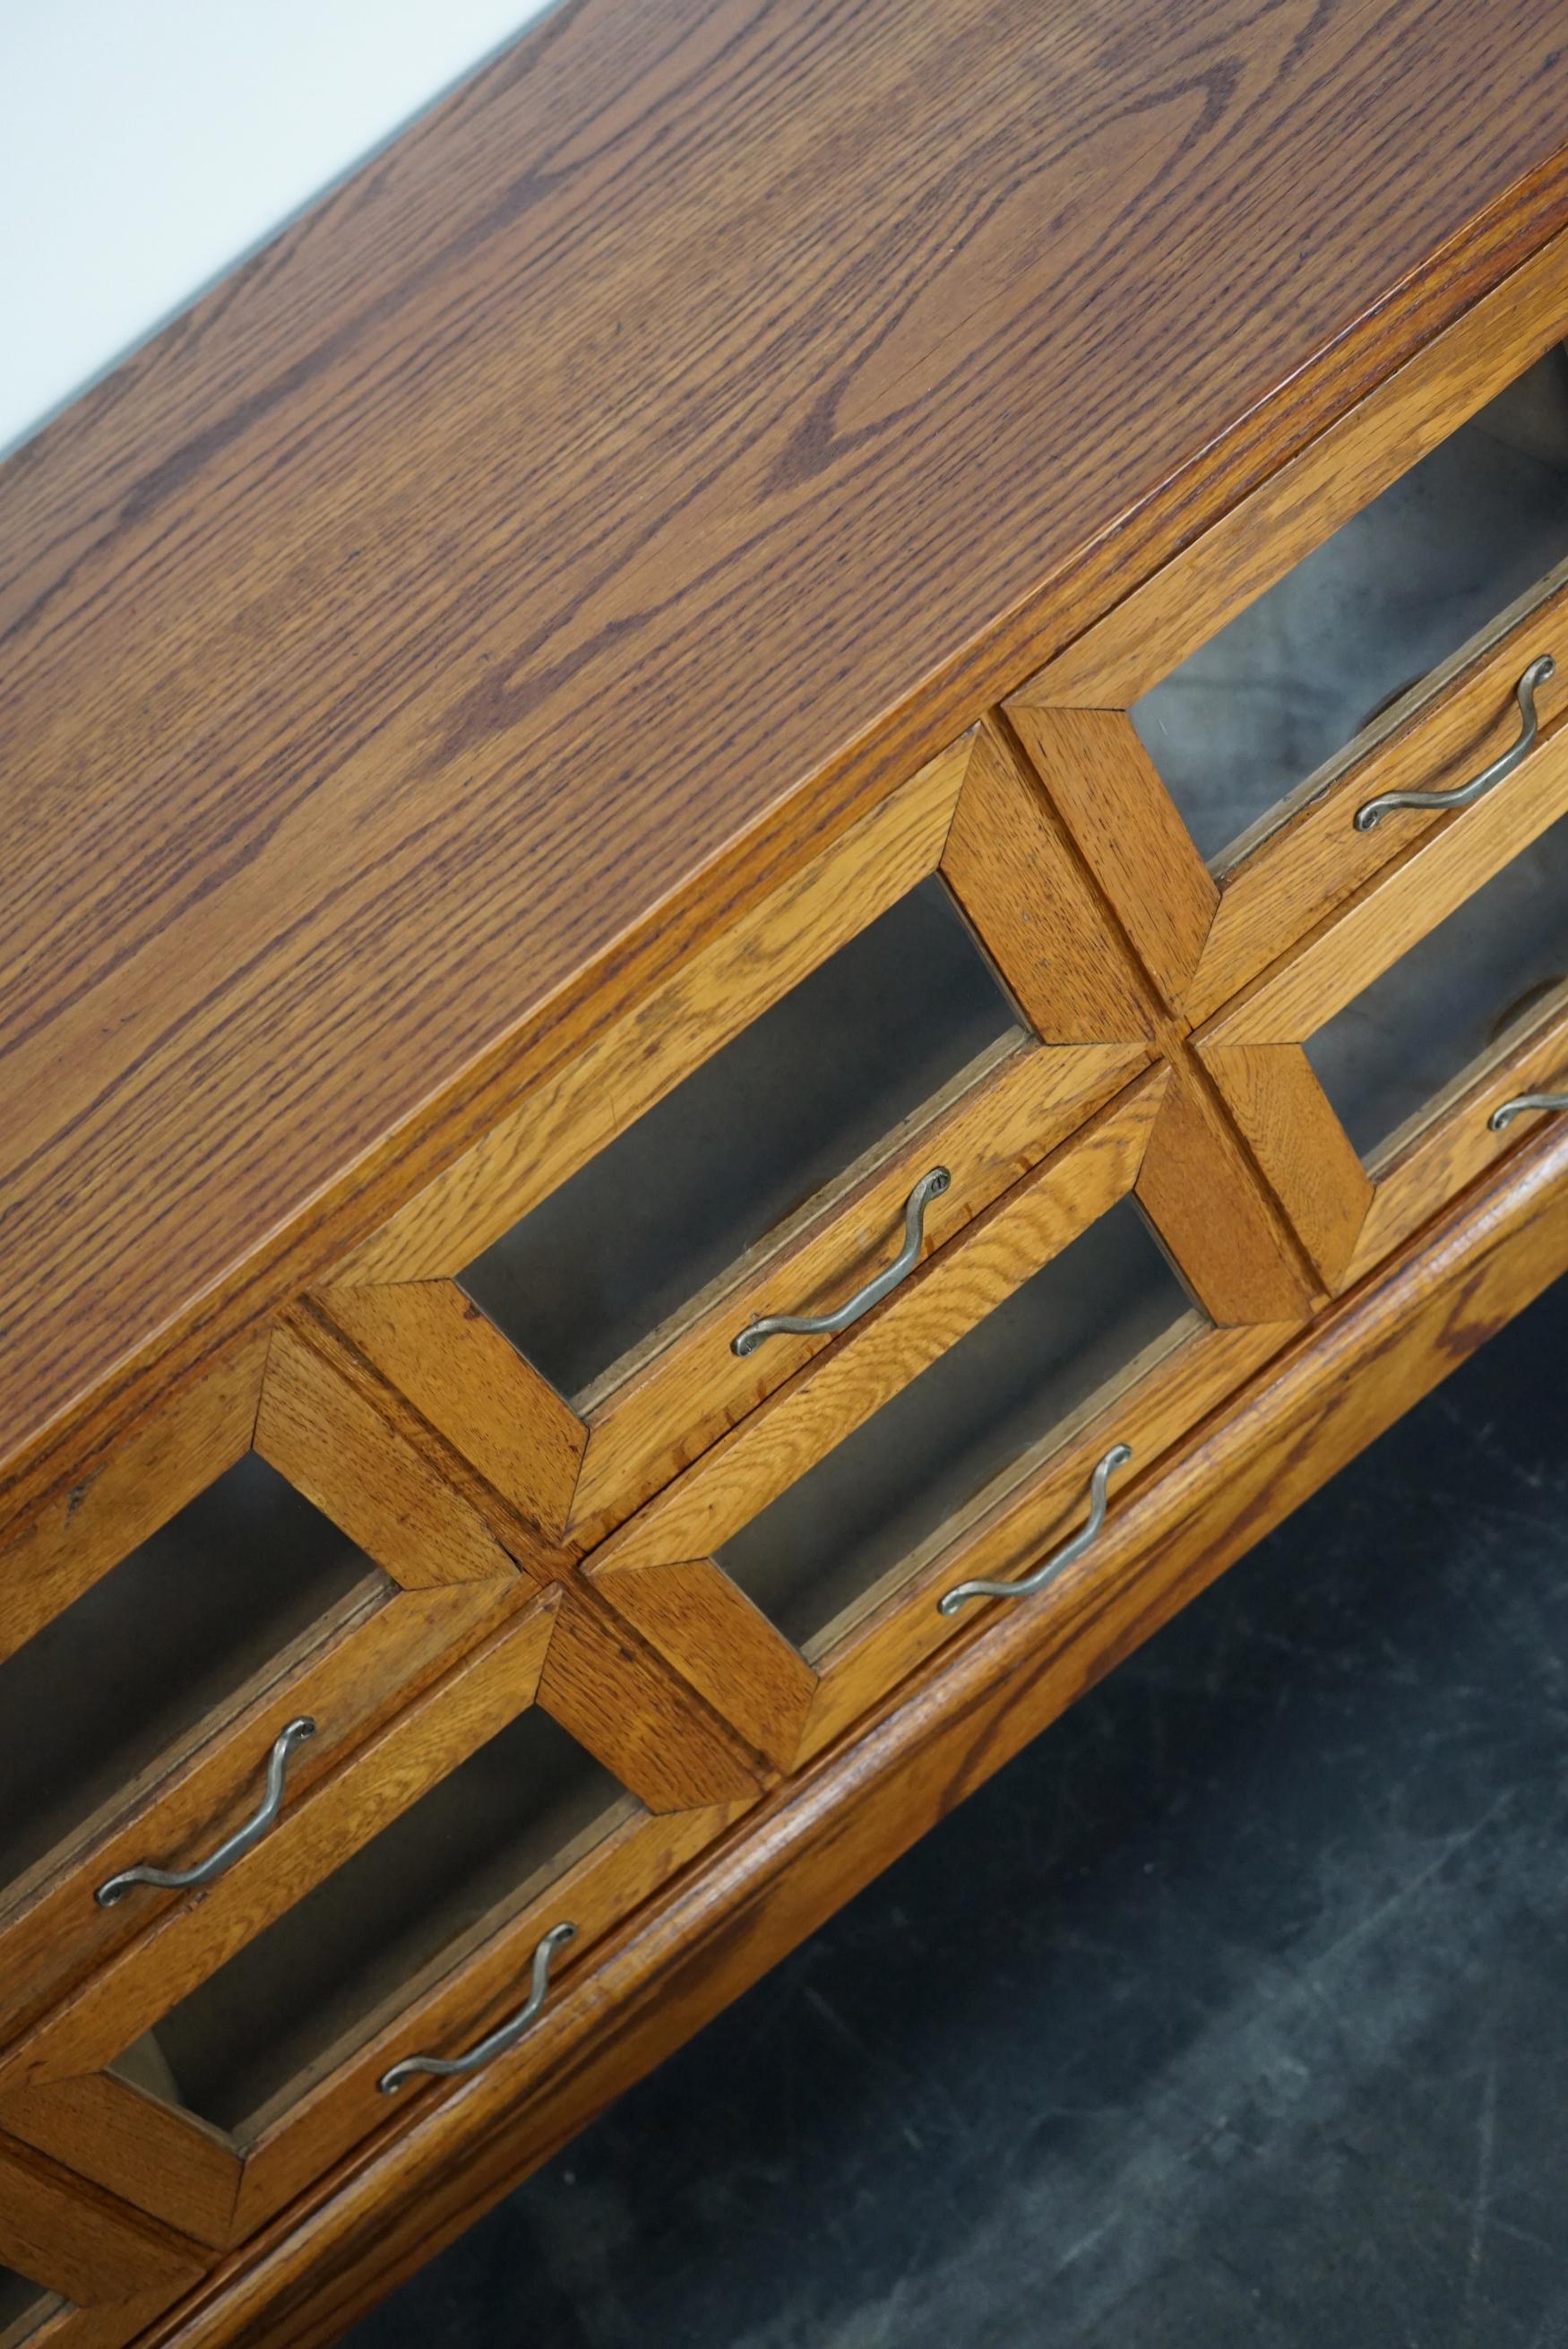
[1016,226,1568,709]
[1133,1058,1319,1322]
[938,721,1158,1039]
[1186,562,1568,1019]
[579,1561,817,1775]
[254,1317,521,1589]
[312,1283,586,1550]
[1,2078,237,2257]
[136,1125,1568,2349]
[332,741,969,1288]
[1199,1045,1375,1289]
[1000,706,1217,1008]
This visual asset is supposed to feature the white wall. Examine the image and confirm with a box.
[0,0,552,456]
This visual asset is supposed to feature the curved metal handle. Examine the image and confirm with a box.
[95,1717,315,1907]
[732,1168,951,1358]
[1354,655,1554,832]
[378,1921,577,2094]
[937,1444,1132,1617]
[1488,1090,1568,1131]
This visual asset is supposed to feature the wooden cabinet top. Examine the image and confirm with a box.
[4,0,1568,1498]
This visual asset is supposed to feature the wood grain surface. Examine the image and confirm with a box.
[6,0,1568,1521]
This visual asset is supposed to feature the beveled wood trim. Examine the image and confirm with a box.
[585,1561,817,1774]
[1012,223,1568,709]
[135,1121,1568,2349]
[999,704,1217,1009]
[938,720,1159,1040]
[1133,1058,1319,1323]
[1198,1044,1375,1289]
[312,1282,587,1553]
[331,738,973,1289]
[254,1316,523,1589]
[1200,712,1568,1046]
[1,2079,239,2255]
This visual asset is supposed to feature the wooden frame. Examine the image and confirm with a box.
[0,1589,757,2253]
[0,2132,202,2349]
[314,724,1163,1557]
[1005,230,1568,1027]
[1193,721,1568,1290]
[583,1064,1306,1770]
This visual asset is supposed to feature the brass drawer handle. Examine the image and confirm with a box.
[378,1920,577,2094]
[937,1442,1132,1617]
[95,1717,316,1907]
[1489,1090,1568,1130]
[1354,654,1554,832]
[731,1167,951,1358]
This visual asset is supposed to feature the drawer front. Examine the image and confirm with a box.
[585,1063,1305,1771]
[0,1319,525,2052]
[0,1589,754,2250]
[0,2132,201,2349]
[1007,321,1568,1023]
[315,726,1161,1560]
[1195,740,1568,1290]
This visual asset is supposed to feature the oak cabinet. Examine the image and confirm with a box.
[4,5,1568,2344]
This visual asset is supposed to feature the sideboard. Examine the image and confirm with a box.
[3,3,1567,2341]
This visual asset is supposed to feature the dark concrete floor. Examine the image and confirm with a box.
[348,1269,1568,2349]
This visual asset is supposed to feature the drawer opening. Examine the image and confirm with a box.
[716,1196,1198,1657]
[0,2276,61,2349]
[459,876,1022,1403]
[1304,813,1568,1162]
[108,1704,629,2143]
[0,1455,387,1910]
[1132,350,1568,867]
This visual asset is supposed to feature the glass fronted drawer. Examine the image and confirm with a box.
[1008,344,1568,1024]
[0,1587,752,2250]
[586,1065,1303,1770]
[315,728,1157,1559]
[1196,776,1568,1288]
[0,1319,521,2053]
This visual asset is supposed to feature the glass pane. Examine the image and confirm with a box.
[0,2276,56,2345]
[460,877,1021,1401]
[718,1198,1196,1654]
[1132,351,1568,864]
[1305,815,1568,1161]
[0,1455,385,1900]
[129,1704,627,2140]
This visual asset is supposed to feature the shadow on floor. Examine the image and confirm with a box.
[349,1270,1568,2349]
